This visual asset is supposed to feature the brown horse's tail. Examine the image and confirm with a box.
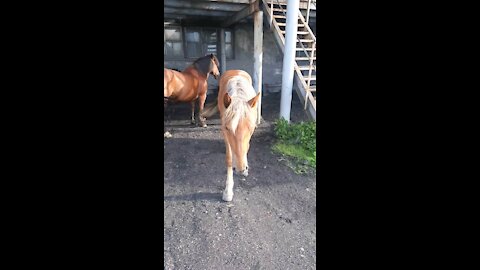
[201,100,219,118]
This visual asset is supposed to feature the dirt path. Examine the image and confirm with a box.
[164,92,316,270]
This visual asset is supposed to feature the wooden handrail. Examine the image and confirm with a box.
[306,0,311,24]
[298,10,315,42]
[305,41,315,109]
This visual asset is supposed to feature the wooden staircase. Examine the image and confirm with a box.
[262,0,316,120]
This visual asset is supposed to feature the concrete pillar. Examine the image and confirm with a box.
[219,28,227,74]
[279,0,299,122]
[253,10,263,125]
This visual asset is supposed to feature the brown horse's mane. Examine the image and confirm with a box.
[193,54,219,77]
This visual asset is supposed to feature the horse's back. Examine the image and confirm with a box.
[219,70,255,98]
[219,70,252,88]
[164,68,181,82]
[217,70,257,119]
[164,69,173,96]
[164,68,184,98]
[164,67,204,102]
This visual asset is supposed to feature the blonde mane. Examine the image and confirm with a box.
[223,77,257,134]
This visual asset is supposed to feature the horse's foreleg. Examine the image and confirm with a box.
[198,93,207,128]
[190,100,196,125]
[223,136,234,202]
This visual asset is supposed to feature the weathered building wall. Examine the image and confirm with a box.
[164,22,283,94]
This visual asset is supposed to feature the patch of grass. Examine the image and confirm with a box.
[272,143,313,164]
[272,118,316,173]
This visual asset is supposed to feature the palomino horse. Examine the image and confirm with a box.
[164,54,220,138]
[201,70,260,202]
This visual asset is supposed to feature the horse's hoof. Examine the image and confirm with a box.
[164,132,172,138]
[201,123,207,128]
[190,120,196,125]
[222,191,233,202]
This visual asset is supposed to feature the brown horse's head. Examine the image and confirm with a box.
[194,54,220,80]
[222,87,260,177]
[210,54,220,79]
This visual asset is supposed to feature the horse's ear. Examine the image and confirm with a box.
[224,92,232,108]
[210,54,214,58]
[248,92,261,108]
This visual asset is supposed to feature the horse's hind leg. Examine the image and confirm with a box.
[190,100,196,125]
[164,99,172,138]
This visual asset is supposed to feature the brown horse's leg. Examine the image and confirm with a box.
[164,98,172,138]
[190,100,196,125]
[222,134,234,202]
[164,99,167,132]
[198,93,207,128]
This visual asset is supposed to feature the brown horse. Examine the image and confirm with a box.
[164,54,220,138]
[202,70,260,202]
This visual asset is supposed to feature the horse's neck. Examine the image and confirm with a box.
[184,66,208,81]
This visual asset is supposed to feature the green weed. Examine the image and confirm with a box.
[272,118,316,173]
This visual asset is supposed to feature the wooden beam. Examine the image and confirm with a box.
[164,14,188,20]
[221,0,260,27]
[178,18,226,27]
[196,0,250,3]
[164,7,233,17]
[164,15,233,27]
[253,11,263,124]
[164,0,246,12]
[267,0,316,8]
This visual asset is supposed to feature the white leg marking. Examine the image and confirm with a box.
[223,167,234,202]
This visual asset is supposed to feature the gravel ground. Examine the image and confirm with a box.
[164,92,316,270]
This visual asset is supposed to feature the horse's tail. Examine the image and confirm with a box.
[201,100,219,118]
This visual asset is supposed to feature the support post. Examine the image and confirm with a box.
[219,28,227,74]
[279,0,299,122]
[253,10,263,125]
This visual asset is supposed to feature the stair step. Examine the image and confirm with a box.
[296,48,315,50]
[298,66,316,71]
[273,15,302,20]
[281,30,309,35]
[305,76,316,80]
[296,57,316,60]
[277,22,305,27]
[297,39,314,43]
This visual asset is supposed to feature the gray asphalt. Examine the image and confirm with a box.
[164,92,316,270]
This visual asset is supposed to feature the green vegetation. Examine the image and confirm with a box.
[272,118,316,174]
